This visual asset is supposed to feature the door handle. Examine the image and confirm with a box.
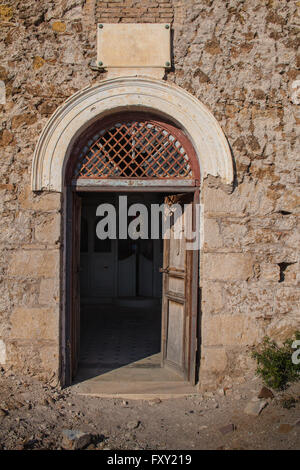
[160,267,169,274]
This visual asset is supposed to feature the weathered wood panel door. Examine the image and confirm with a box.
[161,193,199,384]
[71,193,82,379]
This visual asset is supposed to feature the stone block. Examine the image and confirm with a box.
[62,430,92,450]
[203,218,223,249]
[222,283,275,316]
[9,307,58,341]
[39,344,59,372]
[203,253,254,281]
[8,250,59,278]
[202,181,276,217]
[201,281,224,313]
[284,263,298,284]
[260,263,280,282]
[19,186,61,211]
[203,314,262,347]
[11,113,37,129]
[35,214,61,244]
[39,278,59,305]
[33,56,45,70]
[244,399,268,416]
[0,212,31,244]
[52,21,66,33]
[202,185,238,216]
[267,317,300,343]
[5,340,58,378]
[221,222,248,248]
[0,4,13,21]
[274,286,300,315]
[201,347,228,372]
[258,387,274,399]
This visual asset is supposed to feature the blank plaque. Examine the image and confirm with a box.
[97,23,171,68]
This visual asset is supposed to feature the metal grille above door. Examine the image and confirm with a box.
[73,119,196,180]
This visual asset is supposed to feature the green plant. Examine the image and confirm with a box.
[251,332,300,391]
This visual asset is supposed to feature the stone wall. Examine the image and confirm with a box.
[172,0,300,389]
[0,0,299,388]
[0,0,96,381]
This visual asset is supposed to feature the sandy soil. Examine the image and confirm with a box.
[0,368,299,450]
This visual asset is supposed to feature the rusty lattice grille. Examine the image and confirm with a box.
[74,121,193,179]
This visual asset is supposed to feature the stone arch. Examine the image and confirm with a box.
[31,76,234,192]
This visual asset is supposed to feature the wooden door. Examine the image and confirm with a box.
[71,192,81,379]
[161,193,199,384]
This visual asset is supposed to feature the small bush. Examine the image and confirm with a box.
[251,332,300,391]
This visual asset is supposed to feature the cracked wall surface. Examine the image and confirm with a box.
[0,0,299,388]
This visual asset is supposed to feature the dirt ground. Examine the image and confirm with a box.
[0,367,299,450]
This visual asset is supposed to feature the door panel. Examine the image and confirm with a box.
[71,193,81,379]
[166,300,184,366]
[161,193,199,383]
[168,276,185,296]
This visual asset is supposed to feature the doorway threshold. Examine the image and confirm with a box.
[71,364,196,400]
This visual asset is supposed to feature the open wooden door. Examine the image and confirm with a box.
[71,192,82,379]
[161,192,199,384]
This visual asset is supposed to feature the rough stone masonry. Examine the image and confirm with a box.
[0,0,299,389]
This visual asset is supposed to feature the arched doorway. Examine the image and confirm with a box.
[31,76,234,389]
[65,111,201,387]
